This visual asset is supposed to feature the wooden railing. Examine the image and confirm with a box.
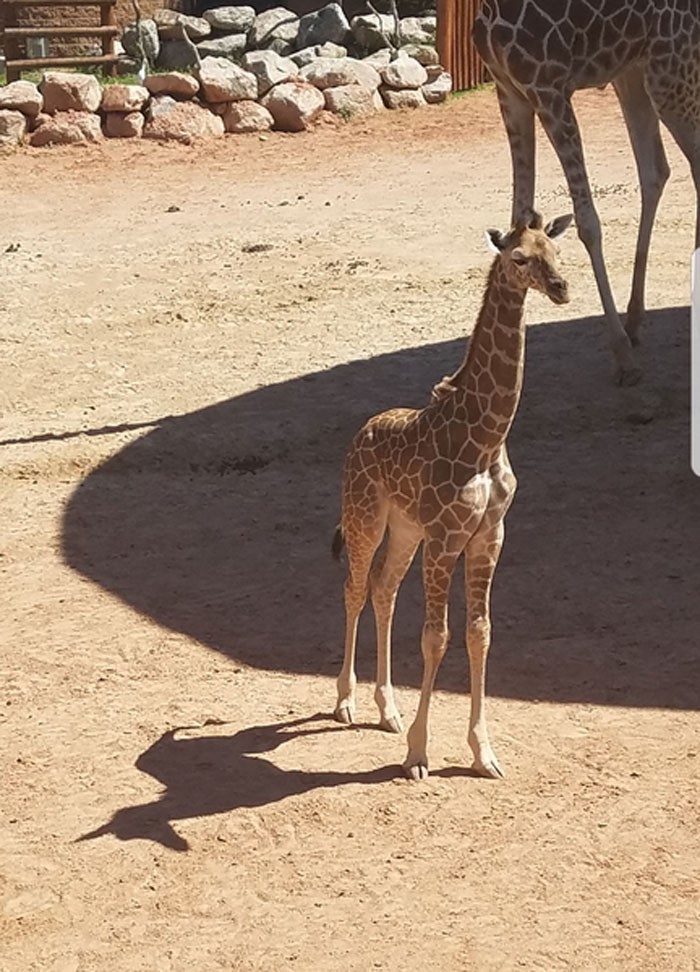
[3,0,119,82]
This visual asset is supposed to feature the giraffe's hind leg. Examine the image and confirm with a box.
[370,515,422,733]
[335,480,387,726]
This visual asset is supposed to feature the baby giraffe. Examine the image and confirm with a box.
[332,210,572,780]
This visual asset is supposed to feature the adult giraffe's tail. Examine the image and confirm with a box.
[331,525,345,561]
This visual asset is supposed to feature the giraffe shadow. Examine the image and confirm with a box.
[61,305,699,710]
[77,714,400,851]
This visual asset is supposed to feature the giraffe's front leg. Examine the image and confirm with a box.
[403,541,457,779]
[464,520,507,779]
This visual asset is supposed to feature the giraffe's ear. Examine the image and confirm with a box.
[545,214,574,240]
[485,229,506,253]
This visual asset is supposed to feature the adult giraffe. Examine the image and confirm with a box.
[473,0,700,385]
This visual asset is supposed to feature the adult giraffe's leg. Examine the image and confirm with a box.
[649,102,700,248]
[536,93,641,386]
[335,485,387,726]
[370,517,421,733]
[464,520,505,779]
[495,81,536,224]
[613,65,671,344]
[403,537,460,780]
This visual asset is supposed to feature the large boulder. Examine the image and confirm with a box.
[350,14,396,52]
[196,35,248,60]
[297,3,350,48]
[248,8,300,56]
[144,72,199,99]
[156,40,199,71]
[422,70,452,103]
[104,111,145,138]
[379,85,426,109]
[0,80,43,117]
[221,100,274,133]
[122,19,160,65]
[300,56,381,90]
[242,50,298,97]
[101,83,149,112]
[153,10,211,41]
[0,109,27,147]
[324,84,383,118]
[40,72,102,113]
[203,6,256,34]
[398,16,436,46]
[399,43,439,65]
[197,56,258,102]
[290,41,347,67]
[29,110,104,146]
[380,56,428,89]
[144,96,224,142]
[261,81,325,131]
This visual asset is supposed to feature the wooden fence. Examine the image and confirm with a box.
[2,0,119,81]
[436,0,487,92]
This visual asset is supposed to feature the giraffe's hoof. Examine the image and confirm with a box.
[402,760,429,781]
[472,757,505,780]
[378,714,404,734]
[334,703,355,726]
[615,362,643,387]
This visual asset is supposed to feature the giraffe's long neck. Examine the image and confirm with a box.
[447,258,528,449]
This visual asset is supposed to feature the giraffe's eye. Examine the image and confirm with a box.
[511,249,527,267]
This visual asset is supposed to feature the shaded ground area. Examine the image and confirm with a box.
[1,91,699,970]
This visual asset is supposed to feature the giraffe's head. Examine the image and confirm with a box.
[487,210,573,305]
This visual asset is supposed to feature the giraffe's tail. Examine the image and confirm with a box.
[331,524,345,562]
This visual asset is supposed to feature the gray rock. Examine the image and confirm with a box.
[350,14,396,53]
[242,50,298,97]
[398,16,436,47]
[40,71,102,113]
[0,80,43,117]
[157,40,200,71]
[0,109,27,147]
[154,10,211,41]
[101,83,149,112]
[422,70,452,103]
[144,72,200,99]
[203,6,256,34]
[324,84,383,117]
[297,3,349,49]
[300,56,381,91]
[290,46,320,67]
[261,80,324,131]
[317,41,347,58]
[104,111,145,138]
[144,96,224,142]
[197,56,258,102]
[380,85,426,108]
[122,19,160,65]
[29,110,104,146]
[221,100,274,133]
[362,49,392,69]
[196,35,248,61]
[381,55,427,89]
[249,8,300,56]
[399,43,439,65]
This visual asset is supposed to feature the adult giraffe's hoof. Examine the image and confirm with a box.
[378,714,404,734]
[402,759,429,781]
[472,757,505,780]
[334,702,355,725]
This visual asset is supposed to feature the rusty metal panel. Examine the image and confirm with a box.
[437,0,487,92]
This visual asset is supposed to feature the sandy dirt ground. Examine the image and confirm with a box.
[1,90,699,971]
